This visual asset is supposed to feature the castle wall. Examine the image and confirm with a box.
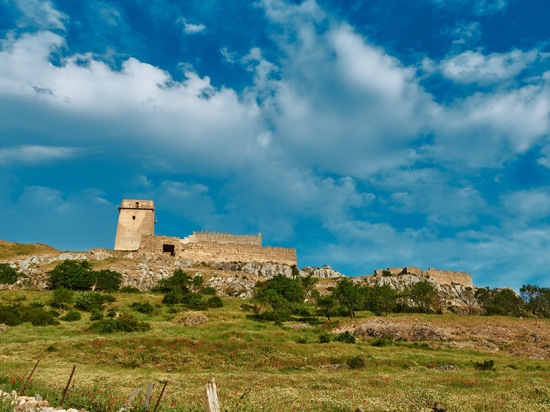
[181,231,262,246]
[139,234,183,256]
[178,242,297,266]
[114,200,155,251]
[374,266,473,287]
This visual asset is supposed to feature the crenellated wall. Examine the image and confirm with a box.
[181,231,262,246]
[374,266,473,287]
[178,241,297,266]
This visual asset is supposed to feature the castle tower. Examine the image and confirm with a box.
[114,199,155,250]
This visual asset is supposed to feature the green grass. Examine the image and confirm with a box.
[1,290,550,411]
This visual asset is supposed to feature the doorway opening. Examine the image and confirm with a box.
[163,244,175,256]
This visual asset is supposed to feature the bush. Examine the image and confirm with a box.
[347,355,366,369]
[153,269,192,293]
[90,310,104,321]
[119,286,141,294]
[474,360,495,371]
[49,288,74,310]
[370,336,393,347]
[180,292,204,308]
[319,334,331,343]
[30,301,45,308]
[74,292,115,312]
[0,305,23,326]
[48,309,60,318]
[94,269,122,292]
[19,307,59,326]
[297,337,308,344]
[60,310,82,322]
[0,263,20,285]
[130,302,154,314]
[48,260,95,290]
[334,331,356,344]
[88,313,151,333]
[207,296,223,308]
[106,310,116,318]
[201,287,216,296]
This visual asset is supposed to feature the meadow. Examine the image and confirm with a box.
[1,289,550,412]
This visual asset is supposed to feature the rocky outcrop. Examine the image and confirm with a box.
[354,318,448,341]
[299,265,343,278]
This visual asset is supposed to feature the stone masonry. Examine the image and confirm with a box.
[114,199,155,251]
[374,266,473,287]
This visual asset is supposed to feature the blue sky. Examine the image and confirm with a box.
[1,0,550,289]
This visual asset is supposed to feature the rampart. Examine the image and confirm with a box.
[181,231,262,246]
[178,242,297,266]
[374,266,473,287]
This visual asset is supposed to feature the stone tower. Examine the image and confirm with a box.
[114,199,155,250]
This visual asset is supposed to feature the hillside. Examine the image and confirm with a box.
[0,240,58,260]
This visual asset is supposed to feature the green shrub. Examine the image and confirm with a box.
[370,336,393,347]
[347,355,366,369]
[48,260,95,290]
[130,302,154,314]
[94,269,122,291]
[106,310,116,318]
[0,305,23,326]
[196,304,209,311]
[48,309,60,318]
[180,292,204,308]
[45,344,58,352]
[319,334,331,343]
[201,287,216,296]
[19,307,60,326]
[49,287,74,310]
[153,269,192,293]
[119,286,141,294]
[297,337,308,344]
[88,313,151,333]
[61,310,82,322]
[334,331,356,344]
[0,263,20,284]
[207,296,223,308]
[474,360,495,371]
[30,301,45,308]
[90,310,104,321]
[382,270,393,277]
[74,292,115,312]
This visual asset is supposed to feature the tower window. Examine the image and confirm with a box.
[132,216,136,220]
[135,202,139,208]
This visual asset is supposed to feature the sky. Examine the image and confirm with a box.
[1,0,550,289]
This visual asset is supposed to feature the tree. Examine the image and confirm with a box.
[48,260,94,290]
[318,296,336,321]
[370,285,397,316]
[153,269,193,293]
[410,281,438,313]
[94,269,122,291]
[49,287,74,311]
[521,285,550,319]
[0,263,20,284]
[192,275,205,292]
[333,278,362,320]
[261,289,288,321]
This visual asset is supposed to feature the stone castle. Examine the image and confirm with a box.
[114,199,297,266]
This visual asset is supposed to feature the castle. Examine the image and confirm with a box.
[114,199,297,266]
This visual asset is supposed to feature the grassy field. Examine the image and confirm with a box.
[1,289,550,411]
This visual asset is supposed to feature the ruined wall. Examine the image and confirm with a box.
[374,266,473,287]
[178,242,297,266]
[114,200,155,251]
[181,231,262,246]
[139,234,183,256]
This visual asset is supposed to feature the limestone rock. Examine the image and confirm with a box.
[299,265,343,278]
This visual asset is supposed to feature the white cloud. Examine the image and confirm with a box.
[440,49,542,84]
[450,21,482,47]
[429,0,510,15]
[0,145,81,166]
[176,16,206,34]
[501,188,550,222]
[220,47,237,64]
[8,0,68,30]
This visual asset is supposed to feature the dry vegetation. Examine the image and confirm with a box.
[1,288,550,411]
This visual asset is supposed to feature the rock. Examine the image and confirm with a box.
[289,323,311,329]
[178,315,209,326]
[0,324,7,332]
[299,265,343,278]
[355,408,365,412]
[434,365,460,371]
[354,319,447,341]
[67,408,79,412]
[35,394,42,401]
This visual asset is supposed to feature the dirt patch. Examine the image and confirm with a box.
[354,318,448,341]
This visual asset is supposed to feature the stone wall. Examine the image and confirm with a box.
[114,199,155,251]
[179,242,297,266]
[181,231,262,246]
[374,266,473,287]
[139,234,183,256]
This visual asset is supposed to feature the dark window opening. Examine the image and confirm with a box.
[132,216,136,220]
[163,244,175,256]
[135,202,139,208]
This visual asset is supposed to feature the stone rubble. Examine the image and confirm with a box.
[0,390,89,412]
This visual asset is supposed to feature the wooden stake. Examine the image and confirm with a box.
[143,383,154,412]
[60,366,76,407]
[152,381,169,412]
[118,388,142,412]
[20,359,40,395]
[204,378,220,412]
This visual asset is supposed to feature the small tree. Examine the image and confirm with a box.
[370,285,397,316]
[0,263,20,284]
[318,296,337,321]
[153,269,193,293]
[333,278,362,320]
[192,275,205,292]
[49,287,74,312]
[410,281,438,313]
[94,269,122,292]
[48,260,94,290]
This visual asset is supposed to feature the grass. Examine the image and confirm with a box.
[0,241,58,260]
[1,289,550,411]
